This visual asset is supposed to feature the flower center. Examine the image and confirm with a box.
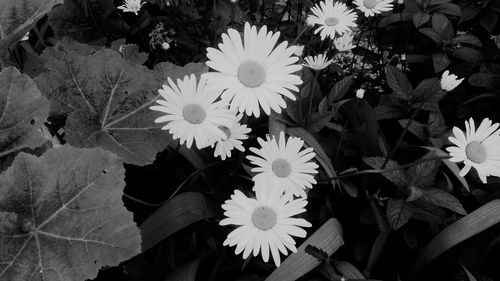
[182,104,206,124]
[238,60,266,88]
[218,126,232,139]
[251,206,277,230]
[363,0,378,9]
[272,158,292,178]
[465,141,487,164]
[324,17,339,26]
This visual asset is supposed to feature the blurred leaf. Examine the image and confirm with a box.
[266,218,344,281]
[412,78,443,104]
[36,39,174,165]
[0,145,141,281]
[349,99,382,156]
[451,47,483,64]
[385,65,413,100]
[432,52,451,73]
[0,67,49,158]
[378,13,413,27]
[333,260,365,279]
[140,192,215,251]
[423,146,470,191]
[407,152,439,187]
[386,199,415,230]
[327,76,354,104]
[432,3,462,16]
[419,188,467,215]
[452,34,482,47]
[410,199,500,276]
[363,157,407,186]
[419,28,442,43]
[154,62,208,85]
[164,256,203,281]
[307,111,334,133]
[48,0,121,43]
[468,72,500,89]
[479,9,498,32]
[399,119,426,140]
[432,13,454,41]
[412,13,430,28]
[0,0,62,49]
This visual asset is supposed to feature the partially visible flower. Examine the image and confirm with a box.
[21,32,29,41]
[446,118,500,183]
[150,74,235,149]
[356,89,365,98]
[247,131,319,200]
[220,186,312,267]
[117,0,144,15]
[161,42,170,51]
[440,70,464,91]
[213,114,251,160]
[302,53,334,70]
[353,0,393,17]
[118,44,125,54]
[294,45,305,57]
[307,0,358,40]
[333,33,355,52]
[204,22,303,118]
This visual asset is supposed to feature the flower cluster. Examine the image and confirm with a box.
[146,0,495,270]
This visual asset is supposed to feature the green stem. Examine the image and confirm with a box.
[305,71,319,127]
[322,155,450,183]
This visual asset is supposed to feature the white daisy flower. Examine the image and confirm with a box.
[204,22,303,118]
[294,45,305,57]
[247,131,319,200]
[307,0,358,41]
[117,0,144,15]
[213,114,252,160]
[150,74,235,149]
[440,70,464,91]
[353,0,394,17]
[302,53,334,71]
[220,187,312,267]
[446,118,500,183]
[333,33,355,52]
[356,88,365,98]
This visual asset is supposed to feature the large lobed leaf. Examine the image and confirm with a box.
[0,145,141,281]
[35,39,206,165]
[0,0,62,63]
[0,66,49,158]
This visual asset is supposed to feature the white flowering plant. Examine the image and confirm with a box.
[0,0,499,281]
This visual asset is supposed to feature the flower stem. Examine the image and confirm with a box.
[321,155,450,183]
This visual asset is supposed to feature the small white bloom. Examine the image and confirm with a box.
[440,70,464,91]
[294,45,305,57]
[307,0,358,40]
[356,89,365,99]
[303,53,334,71]
[220,187,312,267]
[446,118,500,183]
[247,131,319,200]
[213,114,251,160]
[353,0,394,17]
[161,42,170,51]
[118,0,144,15]
[204,22,303,118]
[21,32,30,41]
[333,33,355,52]
[118,44,125,54]
[149,74,235,149]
